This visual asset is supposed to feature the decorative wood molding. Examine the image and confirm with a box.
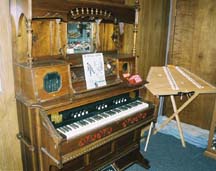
[70,8,113,21]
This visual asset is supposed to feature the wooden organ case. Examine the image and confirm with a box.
[11,0,156,171]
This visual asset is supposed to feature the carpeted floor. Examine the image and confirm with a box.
[125,133,216,171]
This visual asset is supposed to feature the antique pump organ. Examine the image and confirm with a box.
[11,0,156,170]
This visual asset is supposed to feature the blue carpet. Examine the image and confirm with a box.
[156,116,209,148]
[126,133,216,171]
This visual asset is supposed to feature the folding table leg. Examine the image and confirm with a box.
[153,93,199,147]
[170,95,185,147]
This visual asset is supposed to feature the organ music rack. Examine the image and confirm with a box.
[11,0,156,171]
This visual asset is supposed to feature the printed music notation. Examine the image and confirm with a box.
[82,53,107,89]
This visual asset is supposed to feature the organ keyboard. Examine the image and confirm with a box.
[55,96,149,140]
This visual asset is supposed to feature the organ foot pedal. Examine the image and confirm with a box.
[114,149,150,170]
[99,164,117,171]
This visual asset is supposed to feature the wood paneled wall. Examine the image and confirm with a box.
[136,0,170,79]
[165,0,216,129]
[0,0,23,171]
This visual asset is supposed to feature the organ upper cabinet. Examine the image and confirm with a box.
[11,0,140,103]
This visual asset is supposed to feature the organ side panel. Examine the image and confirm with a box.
[16,101,40,171]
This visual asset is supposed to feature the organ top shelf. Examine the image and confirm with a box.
[32,0,136,23]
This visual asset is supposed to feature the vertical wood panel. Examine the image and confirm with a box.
[166,0,216,129]
[121,0,134,54]
[136,0,170,79]
[99,23,116,52]
[125,0,170,79]
[32,20,67,58]
[0,0,23,171]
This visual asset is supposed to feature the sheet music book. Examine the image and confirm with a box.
[82,53,106,89]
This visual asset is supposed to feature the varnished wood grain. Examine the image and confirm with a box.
[166,0,216,129]
[19,63,72,102]
[135,0,170,79]
[32,20,67,58]
[124,0,170,107]
[99,23,116,52]
[32,21,115,57]
[32,0,135,23]
[0,0,23,170]
[16,15,28,63]
[33,64,71,102]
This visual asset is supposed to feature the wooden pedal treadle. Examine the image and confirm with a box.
[114,149,150,170]
[99,149,150,171]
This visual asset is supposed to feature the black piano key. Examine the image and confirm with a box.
[132,100,142,105]
[76,121,87,127]
[112,108,121,113]
[73,123,80,128]
[75,122,83,127]
[85,118,96,123]
[118,106,128,110]
[82,119,90,124]
[125,104,132,108]
[56,129,67,138]
[65,125,72,131]
[97,114,106,118]
[69,123,79,129]
[63,126,70,132]
[99,113,109,118]
[59,127,66,133]
[56,128,62,134]
[130,102,139,107]
[105,110,116,115]
[92,115,103,121]
[136,100,143,104]
[80,120,88,125]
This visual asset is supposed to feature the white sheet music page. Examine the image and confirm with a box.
[82,53,106,89]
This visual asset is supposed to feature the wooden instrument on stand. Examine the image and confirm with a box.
[146,65,216,147]
[11,0,156,170]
